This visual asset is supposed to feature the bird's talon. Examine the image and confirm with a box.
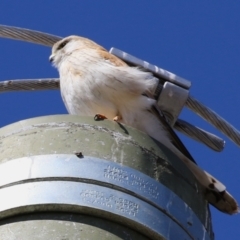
[94,114,107,121]
[113,115,122,122]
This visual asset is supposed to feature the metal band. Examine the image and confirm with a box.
[157,82,189,125]
[0,154,211,240]
[109,47,191,89]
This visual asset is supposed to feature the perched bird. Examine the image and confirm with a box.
[50,35,238,214]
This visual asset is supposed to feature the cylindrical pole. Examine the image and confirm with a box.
[0,115,213,240]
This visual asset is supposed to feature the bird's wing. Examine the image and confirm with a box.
[150,104,196,163]
[96,49,158,96]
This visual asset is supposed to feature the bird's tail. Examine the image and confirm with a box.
[167,143,239,214]
[133,108,239,214]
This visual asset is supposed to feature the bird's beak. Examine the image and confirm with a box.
[49,54,54,63]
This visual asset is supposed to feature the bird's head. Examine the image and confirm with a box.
[49,35,104,68]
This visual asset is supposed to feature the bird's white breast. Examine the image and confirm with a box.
[57,48,157,125]
[58,52,119,118]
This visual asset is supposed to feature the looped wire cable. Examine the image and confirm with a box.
[186,96,240,147]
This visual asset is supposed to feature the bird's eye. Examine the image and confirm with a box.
[57,40,69,50]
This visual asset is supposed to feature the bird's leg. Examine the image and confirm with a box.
[94,114,108,121]
[113,115,122,122]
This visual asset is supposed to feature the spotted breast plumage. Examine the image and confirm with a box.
[49,35,238,214]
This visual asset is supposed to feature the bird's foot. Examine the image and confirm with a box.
[113,115,122,122]
[94,114,108,121]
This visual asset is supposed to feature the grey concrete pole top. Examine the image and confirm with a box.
[0,115,213,240]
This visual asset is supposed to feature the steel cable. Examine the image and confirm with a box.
[186,96,240,147]
[0,25,61,46]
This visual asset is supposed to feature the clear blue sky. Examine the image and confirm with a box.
[0,1,240,239]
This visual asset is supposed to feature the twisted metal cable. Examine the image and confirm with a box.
[186,95,240,147]
[0,25,62,46]
[0,79,60,93]
[174,119,225,152]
